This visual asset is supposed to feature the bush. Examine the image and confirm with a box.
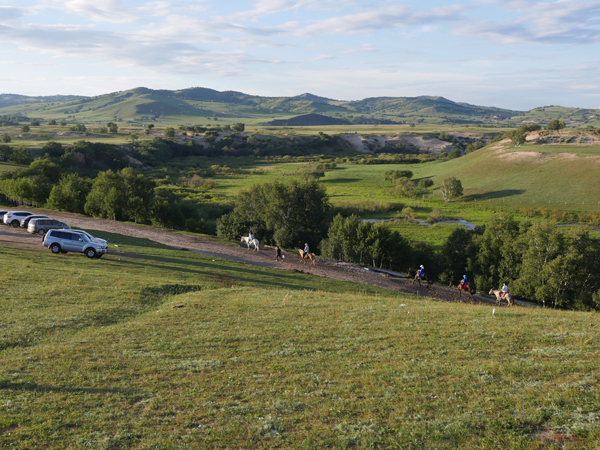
[418,179,434,189]
[448,149,461,159]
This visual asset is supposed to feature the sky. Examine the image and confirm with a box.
[1,0,600,110]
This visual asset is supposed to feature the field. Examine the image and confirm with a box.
[1,230,600,449]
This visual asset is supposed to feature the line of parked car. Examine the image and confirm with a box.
[1,209,109,259]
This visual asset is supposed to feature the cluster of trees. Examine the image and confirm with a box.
[439,215,600,310]
[384,169,434,198]
[320,214,415,269]
[0,161,212,233]
[504,124,542,147]
[0,145,34,164]
[216,179,331,249]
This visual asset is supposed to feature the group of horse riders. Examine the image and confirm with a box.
[248,231,310,263]
[416,265,510,300]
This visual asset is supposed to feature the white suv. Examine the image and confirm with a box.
[43,229,108,258]
[4,211,33,227]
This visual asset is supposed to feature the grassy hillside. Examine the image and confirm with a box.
[1,232,600,449]
[0,88,551,127]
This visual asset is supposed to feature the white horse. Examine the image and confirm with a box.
[240,236,260,252]
[489,289,514,307]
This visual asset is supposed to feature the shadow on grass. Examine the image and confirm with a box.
[463,189,526,201]
[0,380,139,396]
[320,178,361,184]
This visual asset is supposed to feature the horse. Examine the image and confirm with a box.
[240,236,260,252]
[297,249,316,266]
[489,289,514,307]
[450,280,476,299]
[412,272,433,288]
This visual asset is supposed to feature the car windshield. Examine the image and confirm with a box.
[79,234,91,242]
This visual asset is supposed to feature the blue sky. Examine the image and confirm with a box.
[1,0,600,110]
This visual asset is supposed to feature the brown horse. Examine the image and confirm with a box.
[297,249,316,266]
[450,280,476,299]
[489,289,514,307]
[413,273,433,288]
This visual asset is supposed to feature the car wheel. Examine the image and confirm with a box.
[38,229,46,236]
[11,220,19,228]
[50,243,61,254]
[85,248,97,259]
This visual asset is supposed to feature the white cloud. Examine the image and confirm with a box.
[455,0,600,44]
[59,0,139,23]
[295,4,467,36]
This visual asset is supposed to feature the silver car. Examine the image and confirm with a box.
[28,218,70,236]
[43,229,107,258]
[69,229,109,247]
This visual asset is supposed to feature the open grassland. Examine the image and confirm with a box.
[1,231,600,449]
[0,161,25,173]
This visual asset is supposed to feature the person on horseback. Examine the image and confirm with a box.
[460,275,468,290]
[418,265,425,278]
[249,230,254,241]
[303,243,309,259]
[501,283,508,298]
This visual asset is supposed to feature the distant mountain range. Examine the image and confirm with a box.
[0,87,598,127]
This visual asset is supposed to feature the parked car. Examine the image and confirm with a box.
[69,229,109,246]
[20,215,49,228]
[28,218,70,236]
[3,211,33,227]
[43,229,107,258]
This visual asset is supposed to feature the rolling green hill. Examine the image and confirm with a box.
[3,87,598,128]
[1,231,600,449]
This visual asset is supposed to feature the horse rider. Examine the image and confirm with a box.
[303,243,309,259]
[418,265,425,279]
[500,282,508,299]
[249,230,254,241]
[460,274,468,290]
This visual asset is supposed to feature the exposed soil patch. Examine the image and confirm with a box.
[1,208,503,306]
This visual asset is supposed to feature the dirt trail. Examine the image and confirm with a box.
[2,208,502,306]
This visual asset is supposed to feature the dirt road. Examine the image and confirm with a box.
[1,208,502,306]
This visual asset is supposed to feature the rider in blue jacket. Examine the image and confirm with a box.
[460,275,468,290]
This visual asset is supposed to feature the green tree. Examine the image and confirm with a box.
[505,129,526,147]
[60,121,67,127]
[472,215,525,291]
[164,127,175,139]
[8,147,33,165]
[448,149,461,159]
[232,123,245,132]
[418,179,434,189]
[21,125,30,133]
[440,177,463,202]
[48,119,57,125]
[30,120,40,126]
[46,173,91,213]
[513,222,566,306]
[107,122,118,133]
[547,119,566,132]
[1,134,11,143]
[217,179,331,249]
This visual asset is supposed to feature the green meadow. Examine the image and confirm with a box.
[1,231,600,449]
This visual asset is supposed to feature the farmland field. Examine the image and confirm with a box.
[1,230,600,449]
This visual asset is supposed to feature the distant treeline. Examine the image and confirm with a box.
[0,114,32,126]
